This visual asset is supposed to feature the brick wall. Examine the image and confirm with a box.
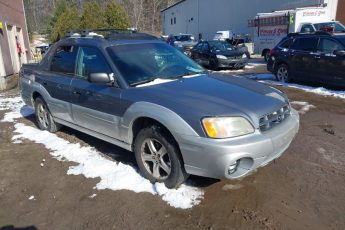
[0,0,31,76]
[336,0,345,24]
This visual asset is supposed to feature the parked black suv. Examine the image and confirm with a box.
[267,32,345,87]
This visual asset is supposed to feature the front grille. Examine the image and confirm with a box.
[259,105,290,132]
[228,56,243,60]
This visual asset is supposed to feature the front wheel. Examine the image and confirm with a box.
[134,125,188,188]
[275,64,292,83]
[35,97,61,133]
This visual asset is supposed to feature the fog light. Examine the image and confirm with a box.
[228,161,239,175]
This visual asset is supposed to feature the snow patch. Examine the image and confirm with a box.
[235,73,345,100]
[11,123,203,209]
[290,101,316,115]
[0,96,34,122]
[0,94,204,209]
[89,194,97,199]
[12,139,23,144]
[136,78,175,87]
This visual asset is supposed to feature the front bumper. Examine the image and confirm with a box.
[218,57,248,68]
[176,109,299,179]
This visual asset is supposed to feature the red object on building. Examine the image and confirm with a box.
[16,38,22,56]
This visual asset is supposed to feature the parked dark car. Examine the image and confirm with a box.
[229,38,251,58]
[173,34,197,56]
[267,32,345,87]
[191,40,248,70]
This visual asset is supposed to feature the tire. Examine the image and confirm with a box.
[275,64,292,83]
[34,97,61,133]
[134,125,188,188]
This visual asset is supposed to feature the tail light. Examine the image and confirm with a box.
[269,49,276,56]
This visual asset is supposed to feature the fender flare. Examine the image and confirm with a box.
[121,102,199,144]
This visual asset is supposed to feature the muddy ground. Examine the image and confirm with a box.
[1,63,345,230]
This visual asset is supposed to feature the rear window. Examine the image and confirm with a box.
[278,38,293,49]
[290,37,318,51]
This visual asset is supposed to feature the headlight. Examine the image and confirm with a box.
[202,117,255,139]
[216,55,227,60]
[242,53,247,58]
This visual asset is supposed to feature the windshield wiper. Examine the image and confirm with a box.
[168,71,207,79]
[130,77,156,87]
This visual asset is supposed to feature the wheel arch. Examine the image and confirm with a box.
[122,102,199,147]
[261,48,270,56]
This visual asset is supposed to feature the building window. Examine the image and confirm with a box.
[174,17,176,24]
[171,18,173,25]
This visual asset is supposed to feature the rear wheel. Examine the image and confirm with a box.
[134,125,188,188]
[35,97,61,133]
[275,64,292,83]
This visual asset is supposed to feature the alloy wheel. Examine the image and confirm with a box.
[140,138,171,180]
[37,103,49,129]
[277,66,289,82]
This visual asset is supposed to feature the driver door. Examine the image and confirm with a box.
[71,46,123,140]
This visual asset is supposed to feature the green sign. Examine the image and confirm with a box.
[289,14,294,25]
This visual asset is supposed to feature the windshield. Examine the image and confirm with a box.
[314,22,345,32]
[208,41,234,52]
[174,35,194,42]
[107,43,205,86]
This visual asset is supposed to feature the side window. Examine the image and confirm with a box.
[75,47,112,79]
[290,37,318,52]
[202,43,209,51]
[279,38,293,49]
[317,38,344,53]
[195,43,203,51]
[300,24,315,33]
[50,46,78,74]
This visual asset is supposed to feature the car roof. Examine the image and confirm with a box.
[56,30,161,48]
[287,31,345,39]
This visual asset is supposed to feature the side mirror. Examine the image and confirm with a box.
[88,73,114,85]
[334,50,345,57]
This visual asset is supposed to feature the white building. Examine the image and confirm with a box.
[161,0,342,39]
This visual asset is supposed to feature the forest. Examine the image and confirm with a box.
[24,0,180,40]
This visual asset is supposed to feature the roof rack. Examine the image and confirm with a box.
[65,28,158,41]
[287,30,332,37]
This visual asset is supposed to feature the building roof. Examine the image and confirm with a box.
[161,0,186,12]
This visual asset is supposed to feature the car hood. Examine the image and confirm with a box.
[214,50,243,57]
[124,74,288,134]
[175,41,197,47]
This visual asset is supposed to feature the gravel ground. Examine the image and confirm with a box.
[1,60,345,230]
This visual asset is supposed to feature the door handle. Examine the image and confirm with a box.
[314,56,321,59]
